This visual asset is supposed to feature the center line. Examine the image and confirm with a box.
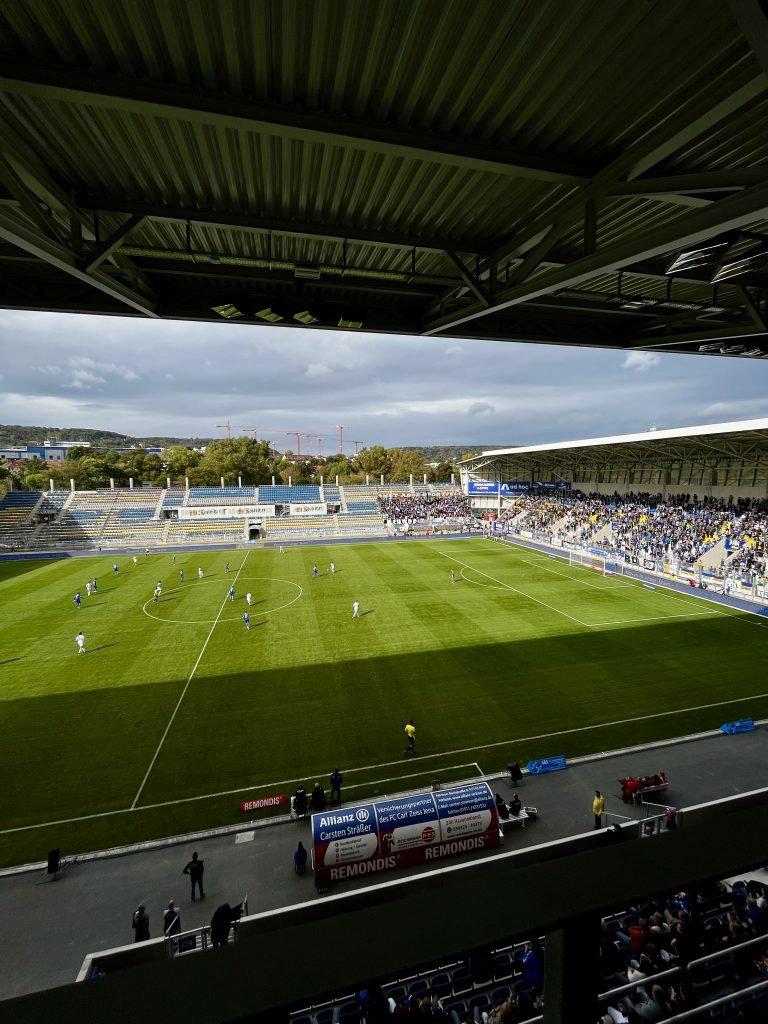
[131,552,250,808]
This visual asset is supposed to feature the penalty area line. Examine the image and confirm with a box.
[130,551,251,809]
[437,550,590,626]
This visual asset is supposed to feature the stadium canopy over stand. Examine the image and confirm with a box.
[461,417,768,488]
[0,0,768,357]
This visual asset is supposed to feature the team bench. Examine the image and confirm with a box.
[619,773,668,805]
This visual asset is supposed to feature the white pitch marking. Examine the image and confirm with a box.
[130,551,251,809]
[0,764,478,835]
[141,575,302,626]
[439,550,590,626]
[521,558,634,591]
[587,611,720,626]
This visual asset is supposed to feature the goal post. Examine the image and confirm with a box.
[568,550,624,576]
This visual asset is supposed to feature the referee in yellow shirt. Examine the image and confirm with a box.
[404,720,416,756]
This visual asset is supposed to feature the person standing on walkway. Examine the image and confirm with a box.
[163,899,181,936]
[352,600,360,618]
[132,903,150,942]
[294,841,308,875]
[593,790,605,829]
[329,767,343,806]
[183,851,205,901]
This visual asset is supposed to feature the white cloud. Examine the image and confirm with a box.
[69,356,139,381]
[305,363,332,379]
[444,345,463,357]
[699,399,768,419]
[67,369,106,389]
[39,364,62,376]
[622,351,661,372]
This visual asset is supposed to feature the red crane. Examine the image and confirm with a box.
[216,419,233,439]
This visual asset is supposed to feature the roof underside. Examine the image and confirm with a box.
[1,0,768,359]
[463,420,768,475]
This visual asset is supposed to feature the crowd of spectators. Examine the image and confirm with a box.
[598,876,768,1022]
[325,875,768,1022]
[379,492,472,523]
[492,491,768,578]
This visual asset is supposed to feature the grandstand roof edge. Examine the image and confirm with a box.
[466,417,768,461]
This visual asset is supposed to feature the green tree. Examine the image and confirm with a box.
[429,460,457,483]
[389,448,426,484]
[353,445,392,480]
[162,445,201,481]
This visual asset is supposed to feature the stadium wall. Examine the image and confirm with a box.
[3,788,768,1024]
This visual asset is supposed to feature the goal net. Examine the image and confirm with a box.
[568,550,624,576]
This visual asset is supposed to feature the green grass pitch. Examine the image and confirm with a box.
[1,538,767,868]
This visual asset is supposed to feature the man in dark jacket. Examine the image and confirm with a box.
[210,903,243,947]
[163,899,181,936]
[132,904,150,942]
[183,851,204,901]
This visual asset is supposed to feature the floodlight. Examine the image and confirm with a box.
[211,303,243,319]
[664,231,739,274]
[293,311,318,324]
[741,348,764,357]
[254,308,284,322]
[710,246,768,284]
[720,345,745,354]
[338,317,363,329]
[698,343,722,352]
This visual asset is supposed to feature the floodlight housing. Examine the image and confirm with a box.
[254,308,284,322]
[665,231,739,274]
[338,317,363,329]
[211,303,243,319]
[710,245,768,284]
[293,311,318,324]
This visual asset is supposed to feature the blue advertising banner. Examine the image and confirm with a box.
[527,755,568,775]
[312,783,499,884]
[720,719,756,735]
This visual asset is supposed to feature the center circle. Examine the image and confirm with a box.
[141,576,303,625]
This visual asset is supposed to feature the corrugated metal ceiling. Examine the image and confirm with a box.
[0,0,765,354]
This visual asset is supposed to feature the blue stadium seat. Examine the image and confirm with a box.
[336,1000,360,1021]
[408,978,430,999]
[451,965,473,995]
[430,971,451,998]
[314,1008,338,1024]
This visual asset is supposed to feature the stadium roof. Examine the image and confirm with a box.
[463,418,768,471]
[0,1,768,358]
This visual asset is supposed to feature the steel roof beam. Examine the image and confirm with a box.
[84,215,145,272]
[0,62,596,185]
[727,1,768,79]
[483,76,767,270]
[443,252,489,307]
[423,180,768,335]
[609,168,768,196]
[73,196,487,255]
[0,210,158,317]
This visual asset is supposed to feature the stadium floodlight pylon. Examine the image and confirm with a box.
[568,550,624,576]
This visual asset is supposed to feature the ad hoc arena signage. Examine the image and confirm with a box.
[311,781,500,885]
[177,504,276,520]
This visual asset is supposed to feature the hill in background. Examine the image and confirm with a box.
[0,427,503,462]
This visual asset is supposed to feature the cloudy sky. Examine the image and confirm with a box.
[2,309,768,450]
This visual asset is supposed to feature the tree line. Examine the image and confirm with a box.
[2,440,459,492]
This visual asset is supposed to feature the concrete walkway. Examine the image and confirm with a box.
[1,725,766,1000]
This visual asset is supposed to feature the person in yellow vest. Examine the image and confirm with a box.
[404,720,416,756]
[593,790,605,829]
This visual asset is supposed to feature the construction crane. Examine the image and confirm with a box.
[352,440,364,455]
[216,419,233,439]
